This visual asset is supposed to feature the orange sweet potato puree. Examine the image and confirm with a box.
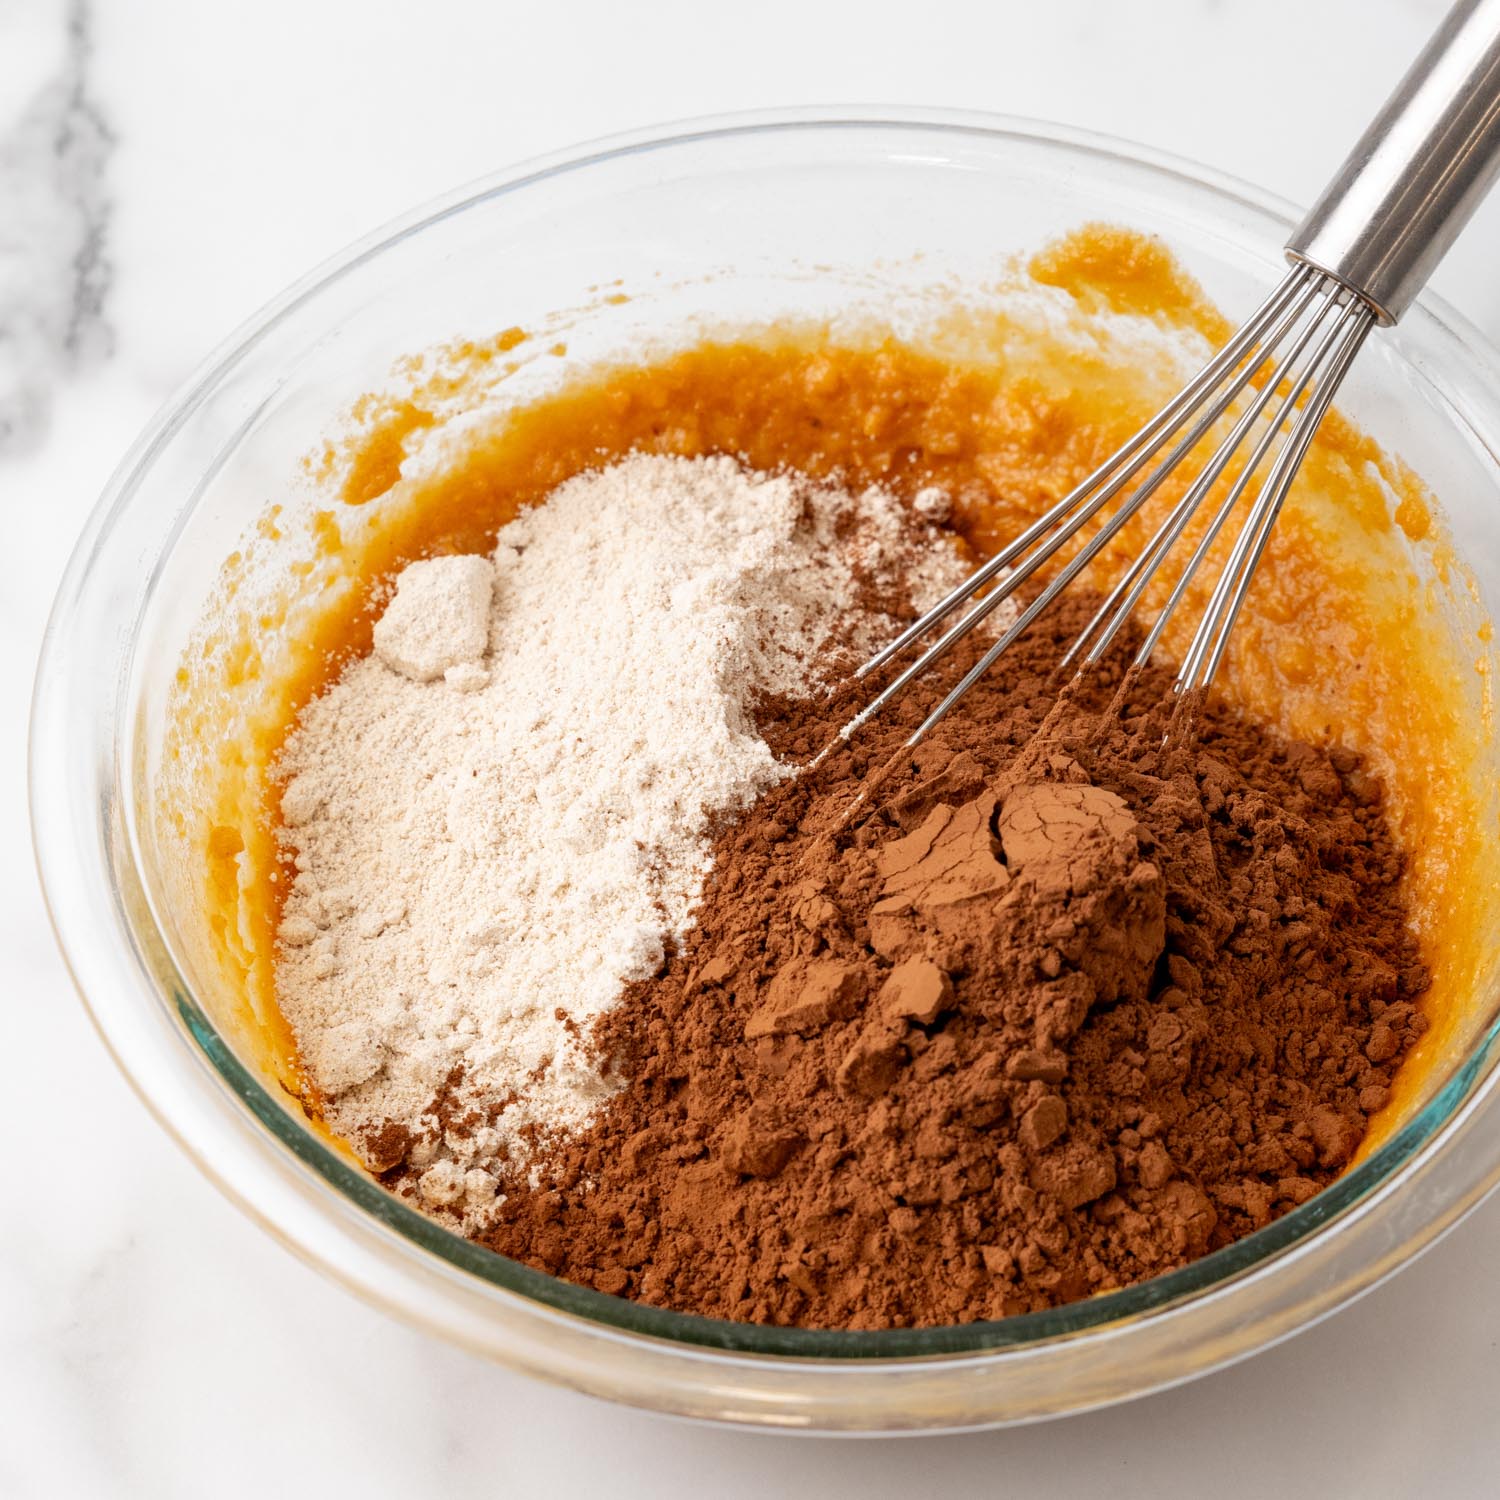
[164,227,1498,1162]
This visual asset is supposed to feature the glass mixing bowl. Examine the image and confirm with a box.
[29,109,1500,1432]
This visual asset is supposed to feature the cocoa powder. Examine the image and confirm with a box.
[403,593,1428,1329]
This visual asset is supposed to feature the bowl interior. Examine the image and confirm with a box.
[45,115,1500,1383]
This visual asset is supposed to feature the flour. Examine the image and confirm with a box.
[371,554,493,684]
[273,454,974,1223]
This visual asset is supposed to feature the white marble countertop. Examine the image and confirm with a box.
[6,0,1500,1493]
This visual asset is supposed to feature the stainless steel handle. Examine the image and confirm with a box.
[1287,0,1500,323]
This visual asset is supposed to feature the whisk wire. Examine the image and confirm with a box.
[853,268,1311,683]
[841,262,1380,747]
[1185,302,1374,693]
[1062,277,1350,675]
[1127,280,1362,675]
[841,270,1332,741]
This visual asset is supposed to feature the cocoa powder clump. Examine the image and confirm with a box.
[420,594,1428,1329]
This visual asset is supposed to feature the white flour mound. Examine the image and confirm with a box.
[273,454,972,1223]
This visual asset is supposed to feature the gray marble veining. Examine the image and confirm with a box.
[0,0,110,457]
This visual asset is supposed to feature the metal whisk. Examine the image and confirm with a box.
[851,0,1500,748]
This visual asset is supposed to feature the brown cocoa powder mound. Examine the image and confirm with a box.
[443,594,1428,1329]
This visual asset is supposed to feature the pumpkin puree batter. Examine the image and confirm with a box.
[164,227,1498,1178]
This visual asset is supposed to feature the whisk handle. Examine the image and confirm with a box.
[1287,0,1500,323]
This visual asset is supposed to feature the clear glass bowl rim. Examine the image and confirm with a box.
[29,104,1500,1371]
